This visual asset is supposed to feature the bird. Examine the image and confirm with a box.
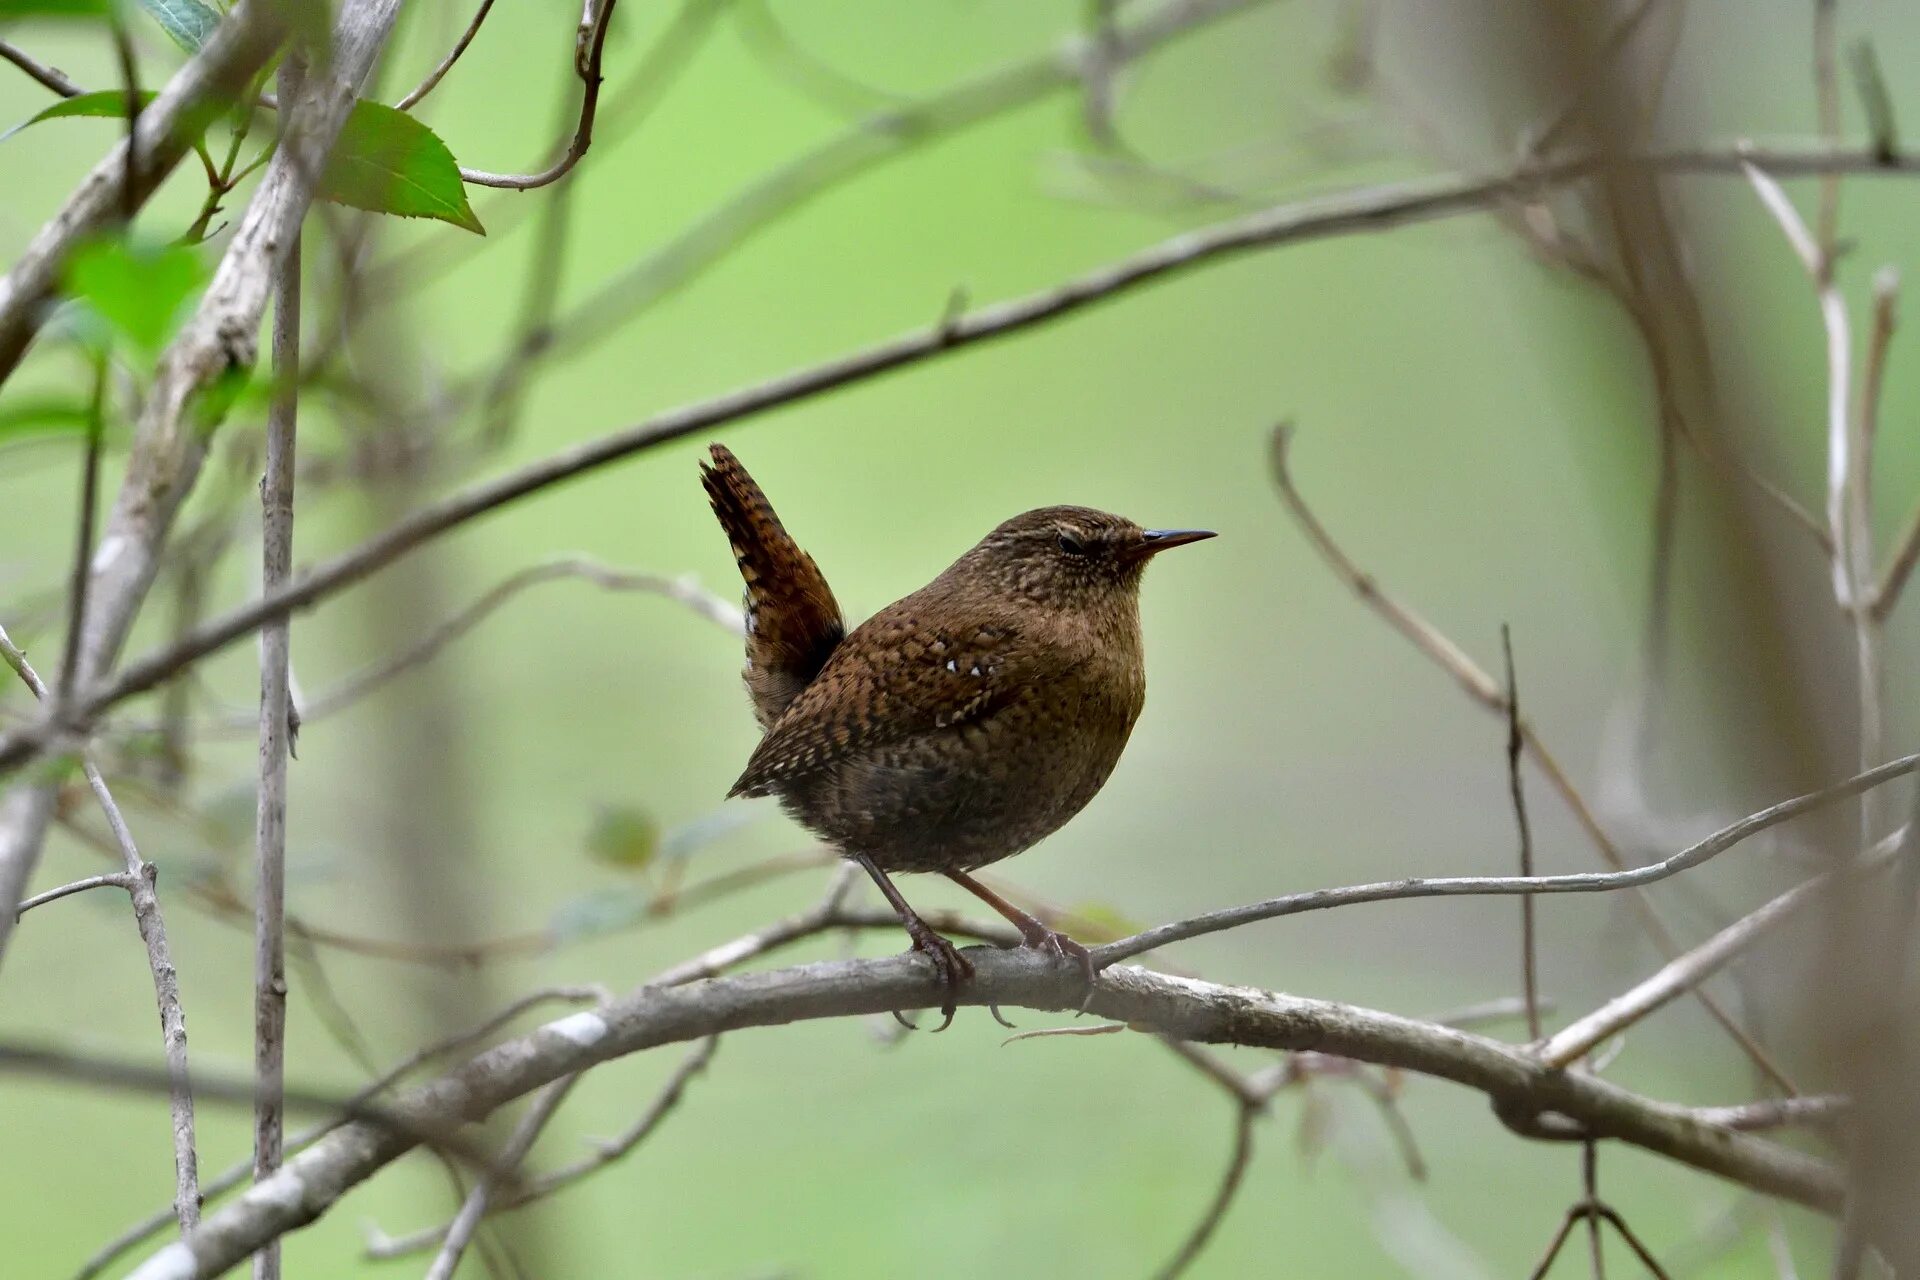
[701,443,1214,1026]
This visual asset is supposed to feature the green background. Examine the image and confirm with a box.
[2,1,1918,1275]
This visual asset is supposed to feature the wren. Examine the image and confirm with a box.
[702,444,1214,1025]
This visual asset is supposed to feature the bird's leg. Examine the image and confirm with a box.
[853,853,973,1031]
[944,871,1096,1007]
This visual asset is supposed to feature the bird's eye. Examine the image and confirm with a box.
[1056,532,1088,556]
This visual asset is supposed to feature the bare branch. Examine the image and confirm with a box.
[422,1074,580,1280]
[1269,422,1799,1090]
[366,1036,720,1260]
[393,0,497,111]
[250,132,303,1280]
[1538,830,1903,1069]
[1152,1100,1257,1280]
[0,624,199,1234]
[120,949,1847,1279]
[260,557,740,730]
[15,872,133,915]
[457,0,618,189]
[1503,625,1542,1041]
[0,36,82,98]
[74,985,604,1279]
[1094,746,1919,969]
[1689,1095,1850,1133]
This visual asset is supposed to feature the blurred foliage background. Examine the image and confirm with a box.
[3,0,1920,1275]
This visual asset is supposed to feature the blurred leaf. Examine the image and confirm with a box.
[548,887,648,943]
[1296,1086,1333,1171]
[588,804,660,871]
[319,101,483,234]
[0,394,90,439]
[0,0,111,16]
[660,805,762,861]
[63,236,207,354]
[3,89,159,142]
[137,0,220,52]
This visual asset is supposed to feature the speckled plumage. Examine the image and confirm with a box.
[701,444,1213,1020]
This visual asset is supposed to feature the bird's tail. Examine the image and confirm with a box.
[700,444,846,728]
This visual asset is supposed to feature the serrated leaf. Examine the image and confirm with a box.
[319,101,483,234]
[588,805,660,871]
[137,0,221,52]
[64,236,207,355]
[0,394,90,439]
[3,90,159,143]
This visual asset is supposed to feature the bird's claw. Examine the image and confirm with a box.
[1019,927,1098,1014]
[903,922,974,1032]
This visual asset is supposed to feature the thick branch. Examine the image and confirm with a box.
[123,951,1844,1279]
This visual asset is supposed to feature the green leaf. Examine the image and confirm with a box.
[136,0,221,52]
[587,805,659,871]
[0,0,111,17]
[319,101,483,234]
[63,236,208,355]
[0,394,91,439]
[3,90,159,142]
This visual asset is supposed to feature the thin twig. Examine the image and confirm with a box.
[1093,718,1920,968]
[1813,0,1842,271]
[0,36,83,97]
[1538,829,1903,1068]
[14,872,133,915]
[235,557,739,731]
[393,0,496,110]
[1151,1101,1257,1280]
[0,625,199,1235]
[422,1074,581,1280]
[457,0,618,188]
[1268,422,1800,1091]
[1503,625,1542,1042]
[1584,1144,1607,1280]
[366,1037,720,1260]
[73,985,604,1279]
[250,140,303,1280]
[56,354,107,709]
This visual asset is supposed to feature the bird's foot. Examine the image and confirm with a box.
[899,919,974,1032]
[1018,926,1097,1013]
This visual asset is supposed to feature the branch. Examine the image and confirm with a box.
[1152,1097,1257,1280]
[366,1036,719,1260]
[0,625,200,1236]
[121,950,1846,1279]
[74,986,604,1280]
[0,1,289,384]
[0,36,83,98]
[1269,422,1799,1090]
[393,0,497,111]
[457,0,617,189]
[1093,752,1920,968]
[12,135,1920,776]
[15,871,133,915]
[251,556,740,731]
[1538,831,1902,1069]
[250,115,303,1279]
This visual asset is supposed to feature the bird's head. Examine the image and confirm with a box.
[949,505,1215,610]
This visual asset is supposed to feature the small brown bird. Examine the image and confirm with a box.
[702,444,1213,1024]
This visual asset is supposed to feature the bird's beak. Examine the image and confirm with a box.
[1131,528,1217,560]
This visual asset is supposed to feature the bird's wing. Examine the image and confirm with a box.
[727,608,1046,798]
[701,444,846,728]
